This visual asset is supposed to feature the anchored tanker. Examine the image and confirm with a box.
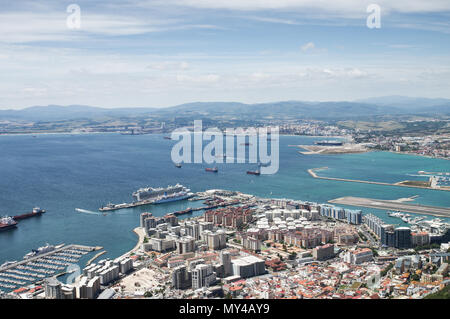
[0,216,18,231]
[132,184,193,204]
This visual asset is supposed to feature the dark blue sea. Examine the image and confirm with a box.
[0,133,449,265]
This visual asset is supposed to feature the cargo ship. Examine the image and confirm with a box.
[0,216,18,231]
[173,207,193,216]
[205,167,218,173]
[13,207,46,221]
[247,169,261,175]
[132,184,194,204]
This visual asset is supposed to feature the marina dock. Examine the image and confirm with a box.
[329,196,450,218]
[0,244,99,291]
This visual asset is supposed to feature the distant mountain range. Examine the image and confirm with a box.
[1,96,449,122]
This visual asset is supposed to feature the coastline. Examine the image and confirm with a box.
[118,227,146,260]
[0,131,446,161]
[388,150,449,161]
[0,131,119,137]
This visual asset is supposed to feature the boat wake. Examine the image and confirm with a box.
[75,208,102,215]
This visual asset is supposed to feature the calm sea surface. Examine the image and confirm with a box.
[0,133,449,264]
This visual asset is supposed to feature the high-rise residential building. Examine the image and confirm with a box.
[411,232,430,247]
[199,221,214,233]
[172,265,192,290]
[346,210,362,225]
[150,237,175,252]
[176,236,196,254]
[118,258,133,274]
[204,230,227,250]
[185,221,201,240]
[220,251,232,277]
[75,275,101,299]
[312,244,335,261]
[192,264,216,289]
[164,214,178,226]
[395,227,412,249]
[242,236,261,251]
[140,212,153,228]
[381,224,395,247]
[44,277,62,299]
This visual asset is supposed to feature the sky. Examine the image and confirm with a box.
[1,0,450,109]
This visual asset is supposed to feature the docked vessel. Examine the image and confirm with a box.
[0,217,18,231]
[23,243,62,259]
[13,207,46,221]
[99,200,152,211]
[173,207,193,216]
[132,184,193,204]
[205,167,218,173]
[0,260,17,268]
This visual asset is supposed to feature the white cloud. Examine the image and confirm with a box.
[22,87,48,97]
[148,0,450,15]
[0,10,222,44]
[176,73,220,84]
[245,16,301,25]
[147,61,190,71]
[301,42,315,52]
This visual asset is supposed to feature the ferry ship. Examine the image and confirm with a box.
[0,217,18,231]
[23,243,64,259]
[132,184,193,204]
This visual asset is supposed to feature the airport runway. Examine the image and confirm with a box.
[329,196,450,218]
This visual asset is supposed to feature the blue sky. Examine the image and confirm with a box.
[1,0,450,109]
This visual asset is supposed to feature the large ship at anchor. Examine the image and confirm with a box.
[0,216,18,231]
[100,184,194,211]
[132,184,193,204]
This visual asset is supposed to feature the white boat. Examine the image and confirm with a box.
[24,243,56,259]
[0,261,17,268]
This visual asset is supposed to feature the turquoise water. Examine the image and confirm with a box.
[0,133,449,265]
